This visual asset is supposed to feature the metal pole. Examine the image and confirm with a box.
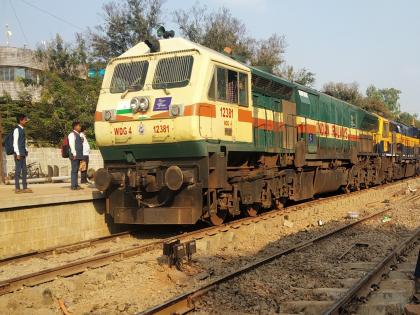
[0,113,4,184]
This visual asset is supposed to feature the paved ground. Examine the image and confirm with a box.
[0,182,103,209]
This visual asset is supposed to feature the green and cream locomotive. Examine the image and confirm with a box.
[94,37,420,225]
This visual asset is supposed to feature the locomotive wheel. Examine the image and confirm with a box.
[275,199,284,209]
[343,185,351,194]
[209,210,228,226]
[243,205,258,217]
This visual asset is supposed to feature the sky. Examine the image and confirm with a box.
[0,0,419,115]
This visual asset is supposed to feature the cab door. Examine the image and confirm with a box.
[198,104,214,139]
[214,67,236,142]
[208,65,251,143]
[282,100,297,150]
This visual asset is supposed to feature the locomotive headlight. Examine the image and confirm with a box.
[130,97,140,113]
[104,110,112,121]
[170,104,183,117]
[130,97,149,113]
[170,104,180,116]
[138,97,149,112]
[102,109,115,121]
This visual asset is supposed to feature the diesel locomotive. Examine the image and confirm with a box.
[94,37,420,225]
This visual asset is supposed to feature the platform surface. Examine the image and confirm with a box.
[0,183,103,210]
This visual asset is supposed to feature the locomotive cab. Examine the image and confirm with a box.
[94,38,253,224]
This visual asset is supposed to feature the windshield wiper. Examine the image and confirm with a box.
[120,85,139,99]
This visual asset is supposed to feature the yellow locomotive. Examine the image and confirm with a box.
[94,37,420,225]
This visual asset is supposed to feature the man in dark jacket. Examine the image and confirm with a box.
[13,114,32,193]
[68,121,84,190]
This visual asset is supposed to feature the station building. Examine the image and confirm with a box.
[0,46,43,101]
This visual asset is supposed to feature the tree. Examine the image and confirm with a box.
[281,65,316,87]
[174,4,206,44]
[366,85,401,116]
[174,4,315,86]
[175,4,286,71]
[32,72,101,145]
[323,82,363,105]
[89,0,163,61]
[321,82,409,119]
[251,34,287,74]
[359,97,392,118]
[397,112,419,127]
[0,93,24,134]
[0,35,102,146]
[35,34,87,78]
[174,5,254,60]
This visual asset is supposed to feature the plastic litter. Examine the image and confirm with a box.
[408,185,417,193]
[382,215,391,223]
[347,211,359,219]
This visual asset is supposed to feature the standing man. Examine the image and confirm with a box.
[80,126,90,184]
[68,121,83,190]
[13,114,32,193]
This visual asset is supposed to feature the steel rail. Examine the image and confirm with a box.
[0,175,406,268]
[0,190,351,296]
[138,208,393,315]
[0,237,163,296]
[0,231,133,267]
[0,178,414,297]
[323,226,420,315]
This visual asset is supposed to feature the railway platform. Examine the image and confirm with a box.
[0,182,103,210]
[0,183,123,260]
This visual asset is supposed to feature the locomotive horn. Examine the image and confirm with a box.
[145,39,160,53]
[156,26,175,39]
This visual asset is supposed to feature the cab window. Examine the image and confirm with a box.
[110,61,149,93]
[382,121,389,138]
[238,72,248,106]
[208,66,248,106]
[217,68,227,101]
[152,55,193,89]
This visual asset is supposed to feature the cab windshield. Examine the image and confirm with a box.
[110,61,149,93]
[152,55,194,89]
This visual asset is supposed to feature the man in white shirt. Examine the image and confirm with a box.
[80,126,91,184]
[68,121,84,190]
[13,114,32,193]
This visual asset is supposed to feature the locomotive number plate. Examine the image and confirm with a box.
[153,124,170,134]
[152,121,172,142]
[220,107,233,118]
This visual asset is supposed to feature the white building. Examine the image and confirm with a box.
[0,46,43,101]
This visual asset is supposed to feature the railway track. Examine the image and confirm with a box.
[0,230,133,267]
[325,226,420,314]
[0,179,416,300]
[138,193,420,315]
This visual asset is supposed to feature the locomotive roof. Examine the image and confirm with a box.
[249,63,379,120]
[115,37,250,72]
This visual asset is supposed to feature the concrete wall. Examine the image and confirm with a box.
[0,46,43,70]
[2,147,103,177]
[0,199,126,259]
[0,175,417,259]
[0,81,42,101]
